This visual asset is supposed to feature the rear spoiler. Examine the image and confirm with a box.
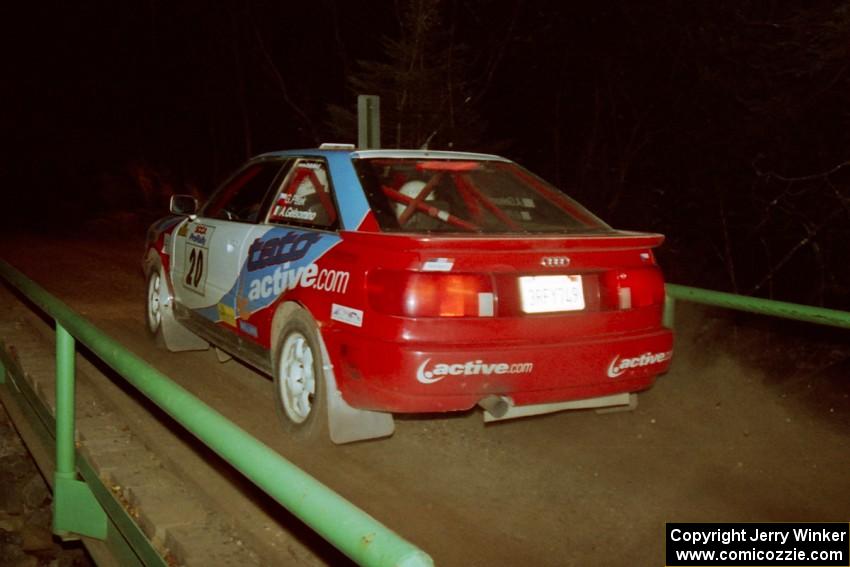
[340,230,665,253]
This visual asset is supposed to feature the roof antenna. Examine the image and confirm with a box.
[420,130,438,150]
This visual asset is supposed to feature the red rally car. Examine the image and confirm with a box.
[143,146,673,443]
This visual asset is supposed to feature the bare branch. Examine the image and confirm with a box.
[752,154,850,182]
[473,0,522,103]
[718,196,739,293]
[252,22,318,143]
[748,207,843,295]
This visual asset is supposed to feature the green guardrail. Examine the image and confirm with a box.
[664,283,850,330]
[0,260,433,567]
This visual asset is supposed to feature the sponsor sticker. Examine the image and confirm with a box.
[246,262,350,300]
[236,228,345,314]
[422,257,454,272]
[188,223,212,247]
[238,320,258,337]
[416,358,534,384]
[607,350,672,378]
[274,207,318,221]
[217,303,236,326]
[490,196,536,208]
[278,193,307,206]
[247,233,321,271]
[177,223,188,237]
[331,304,364,327]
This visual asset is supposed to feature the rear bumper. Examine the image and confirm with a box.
[327,327,673,413]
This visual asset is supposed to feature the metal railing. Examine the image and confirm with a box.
[664,283,850,330]
[0,260,433,567]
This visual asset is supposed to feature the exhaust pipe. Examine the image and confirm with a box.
[478,395,512,419]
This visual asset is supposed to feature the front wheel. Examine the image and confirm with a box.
[146,270,164,337]
[272,309,328,441]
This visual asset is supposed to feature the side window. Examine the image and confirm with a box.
[268,159,339,230]
[203,161,284,222]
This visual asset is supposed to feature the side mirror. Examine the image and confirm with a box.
[170,194,198,216]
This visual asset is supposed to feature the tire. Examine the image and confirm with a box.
[146,269,164,337]
[272,308,329,441]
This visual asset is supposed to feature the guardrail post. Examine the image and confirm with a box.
[663,293,676,330]
[55,324,76,480]
[52,323,107,540]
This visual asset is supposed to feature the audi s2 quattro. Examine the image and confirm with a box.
[143,146,673,443]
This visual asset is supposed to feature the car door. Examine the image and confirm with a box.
[235,157,344,347]
[171,159,288,337]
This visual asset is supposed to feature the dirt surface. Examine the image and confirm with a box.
[0,404,93,567]
[1,225,848,566]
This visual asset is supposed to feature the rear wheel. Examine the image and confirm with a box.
[272,309,328,441]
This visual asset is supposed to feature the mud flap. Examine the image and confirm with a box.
[214,347,232,362]
[159,292,209,352]
[317,335,394,444]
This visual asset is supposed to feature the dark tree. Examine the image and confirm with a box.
[326,0,490,150]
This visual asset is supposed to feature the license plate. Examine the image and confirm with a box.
[519,275,585,313]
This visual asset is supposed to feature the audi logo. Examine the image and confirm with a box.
[540,256,570,267]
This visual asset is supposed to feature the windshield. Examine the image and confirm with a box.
[353,157,612,234]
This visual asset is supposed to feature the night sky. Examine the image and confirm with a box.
[7,1,850,308]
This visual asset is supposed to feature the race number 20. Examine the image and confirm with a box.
[184,245,207,294]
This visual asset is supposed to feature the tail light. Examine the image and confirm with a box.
[368,271,495,317]
[601,267,665,310]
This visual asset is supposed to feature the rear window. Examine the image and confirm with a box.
[353,158,612,234]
